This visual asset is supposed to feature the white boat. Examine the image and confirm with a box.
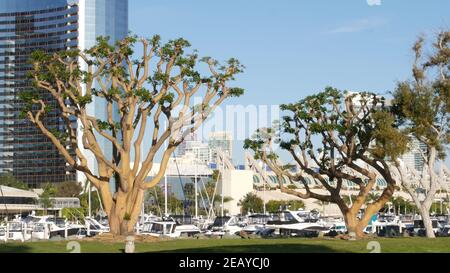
[205,216,244,237]
[438,225,450,237]
[0,225,6,242]
[320,216,347,235]
[170,215,202,237]
[84,217,110,236]
[371,213,406,237]
[28,222,53,240]
[413,218,440,237]
[23,215,85,239]
[141,219,179,238]
[141,216,201,238]
[242,214,273,235]
[326,222,348,236]
[5,221,26,242]
[175,224,201,237]
[265,210,329,237]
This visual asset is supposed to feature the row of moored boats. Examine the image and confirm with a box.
[2,210,450,242]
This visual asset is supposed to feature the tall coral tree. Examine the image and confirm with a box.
[245,88,407,238]
[392,30,450,238]
[21,35,244,235]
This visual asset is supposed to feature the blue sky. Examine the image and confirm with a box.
[129,0,450,164]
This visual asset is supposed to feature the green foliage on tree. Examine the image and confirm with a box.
[39,183,57,213]
[145,186,184,215]
[62,208,85,222]
[54,181,83,198]
[392,31,449,159]
[265,200,305,213]
[22,33,245,235]
[391,30,450,238]
[388,196,418,214]
[79,189,102,216]
[245,87,409,238]
[0,174,29,190]
[238,193,264,215]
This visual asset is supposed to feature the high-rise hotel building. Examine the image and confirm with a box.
[0,0,128,188]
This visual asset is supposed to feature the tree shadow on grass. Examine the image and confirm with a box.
[0,244,33,254]
[148,243,352,254]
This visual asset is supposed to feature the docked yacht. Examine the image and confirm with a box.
[23,215,85,239]
[170,215,202,237]
[84,217,110,236]
[265,210,329,237]
[325,221,348,236]
[141,219,173,237]
[369,213,419,237]
[0,225,6,242]
[141,215,201,238]
[242,214,273,235]
[413,219,440,236]
[436,215,450,237]
[205,216,244,237]
[438,224,450,237]
[4,221,27,242]
[141,218,179,238]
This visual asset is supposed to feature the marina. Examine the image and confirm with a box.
[2,208,450,243]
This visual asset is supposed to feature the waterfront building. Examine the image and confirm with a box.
[0,185,79,218]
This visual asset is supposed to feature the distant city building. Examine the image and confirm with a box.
[177,133,198,156]
[208,131,233,163]
[177,133,212,164]
[0,0,128,188]
[401,137,427,172]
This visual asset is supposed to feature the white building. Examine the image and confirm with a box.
[208,131,233,163]
[0,186,80,217]
[177,133,212,164]
[401,137,427,172]
[0,186,39,216]
[217,169,254,216]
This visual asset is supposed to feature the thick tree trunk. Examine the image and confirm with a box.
[344,211,365,239]
[342,199,387,239]
[420,205,436,238]
[400,147,438,239]
[106,190,143,236]
[404,187,436,239]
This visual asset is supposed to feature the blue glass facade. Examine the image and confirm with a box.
[81,0,128,175]
[0,0,71,13]
[77,0,128,191]
[0,0,128,188]
[0,0,78,187]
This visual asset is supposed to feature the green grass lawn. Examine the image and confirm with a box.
[1,237,450,253]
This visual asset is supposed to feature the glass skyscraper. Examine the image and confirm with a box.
[0,0,128,188]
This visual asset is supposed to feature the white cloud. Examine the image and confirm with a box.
[330,18,387,34]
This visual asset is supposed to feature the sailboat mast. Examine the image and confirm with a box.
[164,121,168,216]
[195,161,198,219]
[88,180,92,218]
[221,152,225,217]
[263,162,266,215]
